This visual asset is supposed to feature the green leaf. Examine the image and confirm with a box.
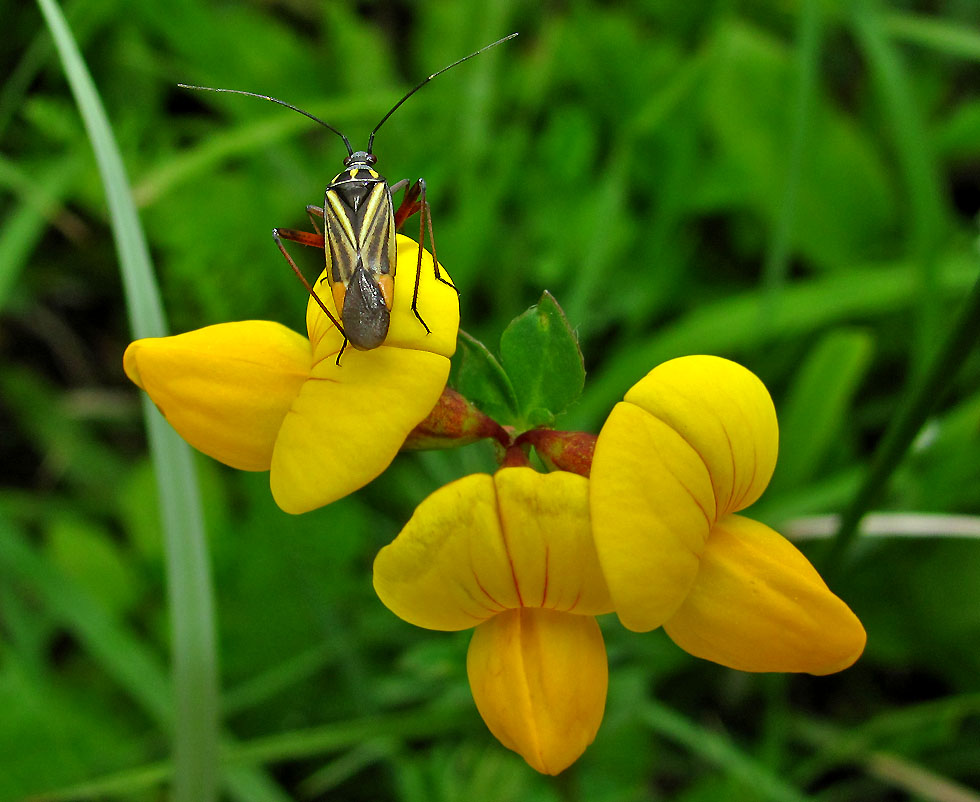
[499,291,586,429]
[450,330,520,423]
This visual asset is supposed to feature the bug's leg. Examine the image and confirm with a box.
[393,181,430,332]
[389,178,411,201]
[417,179,457,293]
[272,228,345,336]
[305,205,325,235]
[392,181,429,332]
[394,180,456,334]
[393,180,422,229]
[276,227,324,249]
[334,337,349,366]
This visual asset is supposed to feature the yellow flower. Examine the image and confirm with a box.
[590,355,866,675]
[373,467,613,774]
[123,236,458,514]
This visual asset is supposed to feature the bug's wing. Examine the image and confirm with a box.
[324,183,361,288]
[357,182,396,280]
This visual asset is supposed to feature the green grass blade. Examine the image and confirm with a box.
[761,0,822,305]
[34,0,163,338]
[772,328,874,491]
[821,265,980,573]
[640,701,811,802]
[34,1,219,800]
[851,0,945,378]
[885,12,980,62]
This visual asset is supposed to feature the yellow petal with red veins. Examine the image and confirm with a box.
[494,468,613,616]
[373,468,611,631]
[467,608,607,775]
[306,235,459,359]
[590,401,715,632]
[270,344,449,514]
[623,356,778,518]
[123,321,309,471]
[374,473,511,630]
[663,515,866,675]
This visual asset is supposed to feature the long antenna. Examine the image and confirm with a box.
[366,32,518,153]
[176,84,355,157]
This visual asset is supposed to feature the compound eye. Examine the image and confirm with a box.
[366,153,378,166]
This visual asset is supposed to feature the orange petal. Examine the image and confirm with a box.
[664,515,866,675]
[123,321,309,471]
[467,608,607,774]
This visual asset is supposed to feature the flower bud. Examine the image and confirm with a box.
[402,387,508,450]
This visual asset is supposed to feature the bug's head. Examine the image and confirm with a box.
[344,151,377,169]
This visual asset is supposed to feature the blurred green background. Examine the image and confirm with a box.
[3,0,980,800]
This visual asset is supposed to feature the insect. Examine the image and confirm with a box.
[179,33,517,359]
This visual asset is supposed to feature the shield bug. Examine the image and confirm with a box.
[179,33,517,358]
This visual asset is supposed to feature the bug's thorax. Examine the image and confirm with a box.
[332,151,383,188]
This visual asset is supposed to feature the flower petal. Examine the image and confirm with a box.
[467,608,607,775]
[663,515,866,675]
[270,344,449,514]
[373,473,511,630]
[494,468,612,616]
[591,401,715,632]
[623,356,778,517]
[373,468,611,630]
[123,321,309,471]
[306,234,459,359]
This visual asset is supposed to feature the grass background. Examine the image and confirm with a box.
[2,0,980,799]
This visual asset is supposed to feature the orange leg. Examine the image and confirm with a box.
[392,179,457,334]
[272,227,348,363]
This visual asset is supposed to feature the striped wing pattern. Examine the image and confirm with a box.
[323,170,396,290]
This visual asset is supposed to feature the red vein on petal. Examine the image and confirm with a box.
[470,570,505,613]
[721,422,738,514]
[540,544,550,607]
[727,397,763,513]
[648,432,714,529]
[635,403,716,525]
[493,479,525,608]
[309,350,344,372]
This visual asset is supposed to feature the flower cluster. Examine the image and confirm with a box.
[373,354,865,774]
[125,242,865,776]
